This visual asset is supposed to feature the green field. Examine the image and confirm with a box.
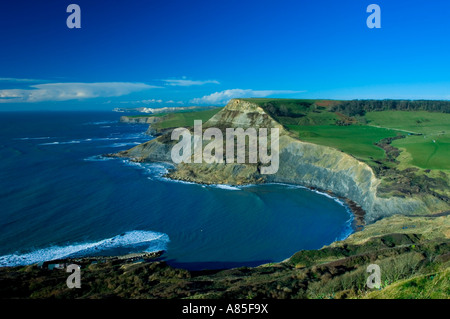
[153,108,222,129]
[366,111,450,170]
[126,113,167,118]
[148,102,449,170]
[285,109,450,170]
[286,124,400,162]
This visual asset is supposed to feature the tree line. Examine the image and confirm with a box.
[330,100,450,116]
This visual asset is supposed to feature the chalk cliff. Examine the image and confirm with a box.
[119,116,162,124]
[116,99,448,223]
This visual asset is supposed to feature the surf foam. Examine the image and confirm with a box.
[0,230,169,267]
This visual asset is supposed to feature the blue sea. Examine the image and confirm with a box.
[0,111,353,270]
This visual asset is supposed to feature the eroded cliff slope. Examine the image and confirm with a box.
[116,99,449,223]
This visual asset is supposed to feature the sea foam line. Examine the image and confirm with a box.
[39,140,81,145]
[84,155,115,162]
[0,230,169,267]
[14,137,52,140]
[208,184,241,191]
[118,159,241,190]
[268,182,355,241]
[83,120,117,125]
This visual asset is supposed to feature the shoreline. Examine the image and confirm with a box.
[0,159,365,270]
[307,186,366,233]
[111,119,367,236]
[159,171,367,235]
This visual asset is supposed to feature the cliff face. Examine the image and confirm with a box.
[205,99,284,130]
[270,136,434,223]
[117,99,446,223]
[121,137,174,162]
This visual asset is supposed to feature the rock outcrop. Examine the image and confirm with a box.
[120,116,163,124]
[116,99,448,223]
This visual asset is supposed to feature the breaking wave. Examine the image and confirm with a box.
[0,230,169,267]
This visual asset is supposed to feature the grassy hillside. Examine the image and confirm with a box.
[238,98,450,205]
[1,214,447,299]
[140,98,449,200]
[152,108,222,130]
[137,100,449,171]
[364,268,449,299]
[365,111,450,170]
[246,99,449,170]
[286,124,400,162]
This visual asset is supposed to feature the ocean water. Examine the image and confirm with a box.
[0,111,353,270]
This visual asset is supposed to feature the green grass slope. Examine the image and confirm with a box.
[366,111,450,170]
[286,124,400,162]
[153,108,222,130]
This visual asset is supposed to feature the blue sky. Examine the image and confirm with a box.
[1,0,450,110]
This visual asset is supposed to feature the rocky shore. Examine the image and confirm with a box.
[116,99,448,225]
[37,251,164,270]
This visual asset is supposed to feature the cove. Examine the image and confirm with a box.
[0,112,353,270]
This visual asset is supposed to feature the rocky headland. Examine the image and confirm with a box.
[115,99,449,224]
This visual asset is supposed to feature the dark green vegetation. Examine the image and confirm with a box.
[331,99,450,115]
[365,111,450,170]
[248,98,450,168]
[1,215,448,299]
[245,99,450,201]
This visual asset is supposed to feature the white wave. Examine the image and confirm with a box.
[84,155,115,162]
[0,230,169,267]
[84,121,117,125]
[106,142,141,148]
[90,137,120,141]
[118,159,238,190]
[14,137,52,140]
[209,184,241,191]
[335,210,355,241]
[121,159,144,169]
[267,182,309,190]
[39,141,60,145]
[39,137,137,146]
[294,186,355,241]
[39,140,81,146]
[268,182,355,241]
[274,182,346,206]
[144,164,170,178]
[310,189,346,207]
[165,178,198,186]
[120,160,170,180]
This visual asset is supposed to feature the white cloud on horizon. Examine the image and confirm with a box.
[162,79,220,87]
[0,82,160,103]
[190,89,305,105]
[165,100,184,104]
[120,99,163,104]
[119,99,184,105]
[0,77,48,83]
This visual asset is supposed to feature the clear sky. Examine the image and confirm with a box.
[1,0,450,110]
